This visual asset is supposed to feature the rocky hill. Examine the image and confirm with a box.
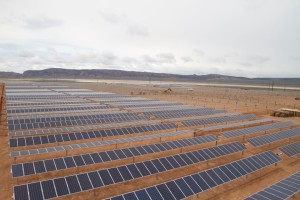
[1,68,300,86]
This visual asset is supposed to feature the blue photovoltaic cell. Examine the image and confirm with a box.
[247,127,300,147]
[106,151,281,200]
[245,171,300,200]
[13,142,247,199]
[279,141,300,157]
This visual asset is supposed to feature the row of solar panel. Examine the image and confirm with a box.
[182,114,256,127]
[12,134,217,177]
[8,115,148,131]
[245,171,300,200]
[142,107,210,115]
[8,112,138,125]
[119,103,182,109]
[9,123,177,147]
[10,130,193,158]
[247,127,300,147]
[6,90,53,93]
[7,105,111,114]
[100,99,155,103]
[199,118,272,132]
[279,141,300,157]
[7,94,71,98]
[7,108,119,117]
[111,100,171,105]
[153,110,225,119]
[13,142,246,200]
[7,109,124,120]
[107,151,281,200]
[8,119,161,137]
[6,101,98,107]
[221,121,294,138]
[8,104,110,113]
[7,91,61,94]
[166,112,234,122]
[132,106,198,113]
[13,151,280,200]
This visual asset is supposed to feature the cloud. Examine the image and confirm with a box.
[98,11,148,37]
[181,56,193,62]
[291,56,300,62]
[15,50,35,58]
[142,53,176,64]
[99,11,122,24]
[194,49,205,57]
[23,15,63,29]
[156,53,176,63]
[209,57,226,63]
[238,62,253,67]
[127,23,148,37]
[245,55,270,64]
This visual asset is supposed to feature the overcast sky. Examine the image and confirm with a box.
[0,0,299,78]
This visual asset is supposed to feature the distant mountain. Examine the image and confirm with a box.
[1,68,300,86]
[0,71,22,78]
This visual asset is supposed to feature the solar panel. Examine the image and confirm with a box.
[9,119,162,137]
[200,118,273,132]
[13,142,246,199]
[279,141,300,157]
[245,171,300,200]
[7,105,112,114]
[221,121,294,138]
[106,151,281,200]
[182,114,257,127]
[247,127,300,147]
[9,123,177,148]
[118,102,183,109]
[10,129,192,158]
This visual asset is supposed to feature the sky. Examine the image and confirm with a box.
[0,0,299,78]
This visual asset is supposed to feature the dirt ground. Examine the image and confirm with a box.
[1,80,300,200]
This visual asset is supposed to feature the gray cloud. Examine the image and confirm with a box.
[156,53,175,63]
[238,62,253,67]
[194,49,205,57]
[142,53,175,65]
[127,23,148,37]
[99,11,122,24]
[291,56,300,62]
[23,15,63,29]
[15,50,35,58]
[246,55,270,64]
[181,56,193,62]
[98,11,148,37]
[209,57,226,63]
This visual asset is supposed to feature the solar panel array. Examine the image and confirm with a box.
[8,115,148,130]
[13,142,247,200]
[247,127,300,147]
[182,114,256,127]
[10,130,194,158]
[199,118,273,132]
[107,151,281,200]
[8,112,143,130]
[245,171,300,200]
[221,121,294,138]
[12,134,217,177]
[4,83,299,200]
[7,105,111,114]
[9,123,177,148]
[279,141,300,157]
[9,119,162,137]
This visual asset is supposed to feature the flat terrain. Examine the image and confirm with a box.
[0,79,299,200]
